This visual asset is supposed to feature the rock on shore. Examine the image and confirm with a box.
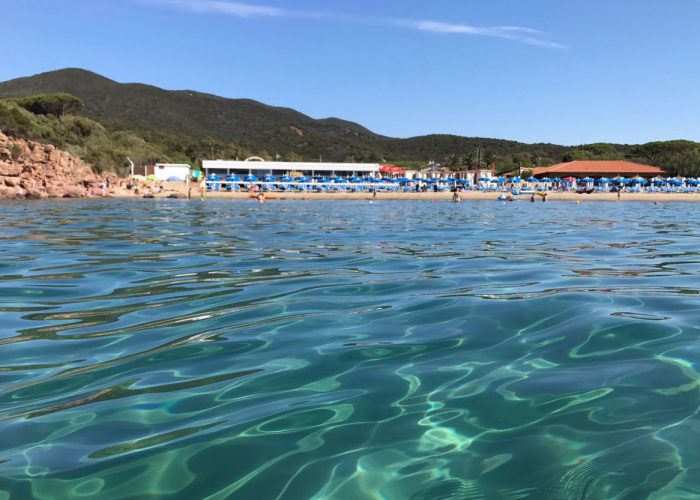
[0,131,112,199]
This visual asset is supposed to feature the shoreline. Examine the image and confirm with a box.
[105,182,700,202]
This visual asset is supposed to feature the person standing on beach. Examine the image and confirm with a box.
[542,193,547,202]
[199,178,206,200]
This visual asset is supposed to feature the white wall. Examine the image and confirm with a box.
[154,164,190,181]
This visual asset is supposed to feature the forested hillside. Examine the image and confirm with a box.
[1,68,699,176]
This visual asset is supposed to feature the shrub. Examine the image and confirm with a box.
[10,144,22,161]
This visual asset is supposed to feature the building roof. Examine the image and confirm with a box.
[533,160,665,177]
[202,160,380,173]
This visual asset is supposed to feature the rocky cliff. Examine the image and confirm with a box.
[0,131,111,198]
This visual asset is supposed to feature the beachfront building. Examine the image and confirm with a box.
[202,159,381,178]
[408,163,495,183]
[533,160,665,179]
[152,163,191,181]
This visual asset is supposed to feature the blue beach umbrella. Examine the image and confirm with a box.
[596,177,610,184]
[244,174,257,182]
[479,177,491,181]
[581,177,594,182]
[526,177,538,183]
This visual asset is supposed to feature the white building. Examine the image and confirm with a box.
[202,159,381,178]
[154,163,191,181]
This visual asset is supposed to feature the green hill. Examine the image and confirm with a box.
[1,68,699,176]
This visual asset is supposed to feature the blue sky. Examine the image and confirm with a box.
[1,0,699,145]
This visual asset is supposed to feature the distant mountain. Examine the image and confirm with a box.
[0,68,382,154]
[0,68,567,164]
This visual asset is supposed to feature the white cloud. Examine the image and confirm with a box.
[404,20,565,48]
[140,0,564,48]
[144,0,311,18]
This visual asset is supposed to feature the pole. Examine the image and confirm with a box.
[127,157,134,177]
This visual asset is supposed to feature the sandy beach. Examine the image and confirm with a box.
[111,181,700,202]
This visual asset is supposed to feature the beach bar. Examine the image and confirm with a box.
[202,159,381,178]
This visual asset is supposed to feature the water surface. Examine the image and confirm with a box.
[1,199,700,499]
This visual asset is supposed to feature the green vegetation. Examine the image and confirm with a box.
[1,68,700,177]
[0,99,181,173]
[15,93,84,117]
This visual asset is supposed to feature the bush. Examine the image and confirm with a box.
[10,144,22,161]
[0,100,34,136]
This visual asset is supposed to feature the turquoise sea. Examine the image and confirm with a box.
[2,199,700,499]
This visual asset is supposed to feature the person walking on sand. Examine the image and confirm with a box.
[542,192,547,202]
[372,186,377,199]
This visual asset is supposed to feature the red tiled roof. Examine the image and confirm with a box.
[533,161,665,177]
[380,165,405,173]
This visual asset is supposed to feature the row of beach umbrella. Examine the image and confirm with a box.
[205,174,700,187]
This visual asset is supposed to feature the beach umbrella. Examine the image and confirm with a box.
[226,174,240,181]
[551,177,563,183]
[511,176,522,183]
[669,178,684,186]
[653,177,666,185]
[526,177,538,183]
[581,177,594,182]
[596,177,610,184]
[479,177,491,181]
[541,177,553,182]
[630,176,647,184]
[296,176,309,182]
[244,174,257,182]
[562,176,576,182]
[686,178,699,185]
[263,174,276,182]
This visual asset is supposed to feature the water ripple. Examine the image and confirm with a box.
[1,199,700,498]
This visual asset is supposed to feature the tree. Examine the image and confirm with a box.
[16,93,84,117]
[284,151,303,162]
[512,152,534,169]
[562,149,594,162]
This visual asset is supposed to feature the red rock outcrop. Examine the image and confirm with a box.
[0,131,114,199]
